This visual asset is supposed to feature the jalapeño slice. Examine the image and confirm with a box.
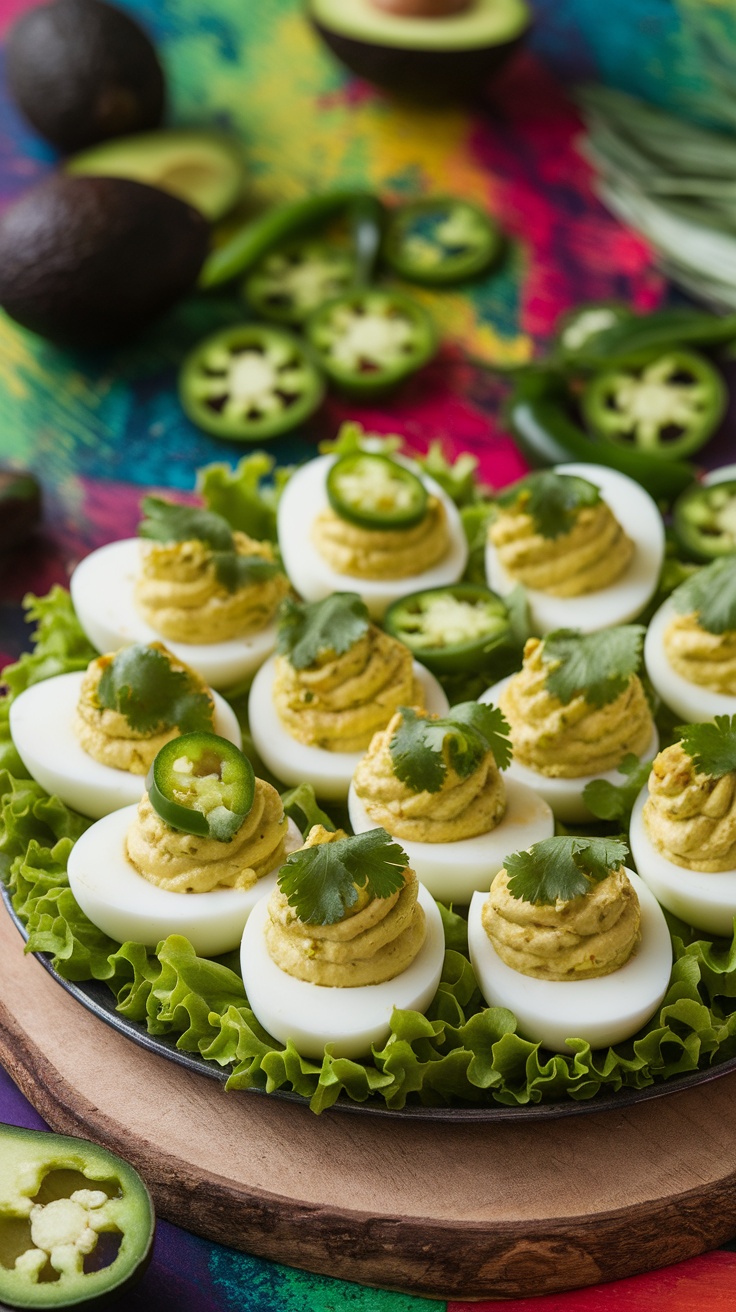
[305,288,436,395]
[326,452,428,530]
[673,479,736,562]
[243,238,356,324]
[580,348,726,460]
[179,324,325,442]
[383,197,503,286]
[384,583,511,675]
[147,732,255,842]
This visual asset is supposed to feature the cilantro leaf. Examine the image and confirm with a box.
[277,593,370,670]
[279,828,409,925]
[504,835,630,906]
[138,496,234,552]
[389,703,511,794]
[197,452,291,544]
[678,716,736,779]
[318,420,403,458]
[211,552,280,593]
[672,558,736,635]
[583,753,653,824]
[542,626,645,708]
[97,644,214,735]
[496,471,601,539]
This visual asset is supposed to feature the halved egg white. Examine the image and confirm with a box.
[645,598,736,723]
[240,881,445,1059]
[9,671,241,820]
[480,676,659,825]
[249,656,449,800]
[468,870,672,1053]
[485,462,665,635]
[276,454,468,620]
[70,539,278,690]
[67,805,303,957]
[347,779,553,905]
[630,785,736,937]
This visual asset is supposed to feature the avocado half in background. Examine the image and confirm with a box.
[308,0,531,100]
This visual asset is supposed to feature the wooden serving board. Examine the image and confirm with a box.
[2,908,736,1302]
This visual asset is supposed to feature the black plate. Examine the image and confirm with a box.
[5,885,736,1122]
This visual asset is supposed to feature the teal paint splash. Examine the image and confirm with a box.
[209,1246,442,1312]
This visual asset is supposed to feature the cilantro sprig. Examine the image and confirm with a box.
[678,716,736,779]
[505,835,630,906]
[496,471,601,539]
[97,644,214,735]
[138,496,280,595]
[277,593,370,670]
[279,829,409,925]
[542,626,645,708]
[583,753,653,825]
[672,558,736,635]
[389,702,511,794]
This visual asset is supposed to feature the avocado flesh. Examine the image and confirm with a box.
[310,0,530,49]
[66,130,245,223]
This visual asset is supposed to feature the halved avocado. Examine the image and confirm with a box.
[66,129,245,223]
[309,0,531,100]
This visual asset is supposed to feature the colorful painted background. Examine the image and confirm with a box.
[3,0,736,1306]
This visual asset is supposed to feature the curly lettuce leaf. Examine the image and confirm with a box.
[197,452,292,544]
[3,588,98,697]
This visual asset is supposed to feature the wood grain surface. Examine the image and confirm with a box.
[2,908,736,1301]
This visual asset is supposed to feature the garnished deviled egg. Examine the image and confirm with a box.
[67,732,301,956]
[71,497,289,689]
[348,703,553,904]
[486,465,664,634]
[645,558,736,723]
[277,447,467,619]
[481,629,658,823]
[630,721,736,936]
[249,593,448,799]
[468,836,672,1052]
[9,643,241,819]
[240,825,444,1059]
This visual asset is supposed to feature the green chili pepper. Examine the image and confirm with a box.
[382,196,503,286]
[326,452,428,529]
[305,287,437,395]
[384,583,511,675]
[146,732,256,841]
[563,306,736,369]
[554,301,634,358]
[672,479,736,561]
[243,239,356,325]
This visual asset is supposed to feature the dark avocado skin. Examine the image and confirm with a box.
[6,0,165,153]
[0,174,209,348]
[312,20,526,99]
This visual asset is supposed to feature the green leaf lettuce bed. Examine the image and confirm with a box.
[3,588,736,1114]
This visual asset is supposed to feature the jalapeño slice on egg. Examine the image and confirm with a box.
[326,452,428,529]
[179,324,325,441]
[673,479,736,562]
[383,196,503,286]
[384,583,511,674]
[243,238,356,324]
[147,732,255,841]
[305,287,436,394]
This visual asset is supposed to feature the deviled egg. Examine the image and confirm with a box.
[348,704,553,904]
[468,837,672,1053]
[277,448,467,619]
[481,630,658,823]
[249,592,448,799]
[240,825,445,1059]
[486,465,664,634]
[9,643,241,819]
[645,558,736,723]
[67,732,301,956]
[71,497,289,689]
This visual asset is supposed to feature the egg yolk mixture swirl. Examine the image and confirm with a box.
[499,638,653,778]
[126,780,287,893]
[482,866,641,981]
[135,532,288,644]
[265,826,426,986]
[312,495,449,580]
[75,646,213,775]
[353,709,506,842]
[663,613,736,694]
[489,499,633,597]
[273,626,421,752]
[643,741,736,872]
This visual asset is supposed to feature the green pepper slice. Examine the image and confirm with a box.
[146,732,255,841]
[179,324,325,442]
[673,479,736,562]
[243,239,356,324]
[0,1122,154,1309]
[384,583,511,675]
[580,348,726,460]
[326,452,428,530]
[305,288,436,395]
[383,197,503,286]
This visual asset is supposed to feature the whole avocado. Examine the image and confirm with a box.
[0,174,209,347]
[6,0,165,152]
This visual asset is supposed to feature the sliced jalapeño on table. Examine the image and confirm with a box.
[673,479,736,562]
[147,732,255,841]
[242,238,356,324]
[305,287,436,395]
[326,451,428,530]
[382,196,503,286]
